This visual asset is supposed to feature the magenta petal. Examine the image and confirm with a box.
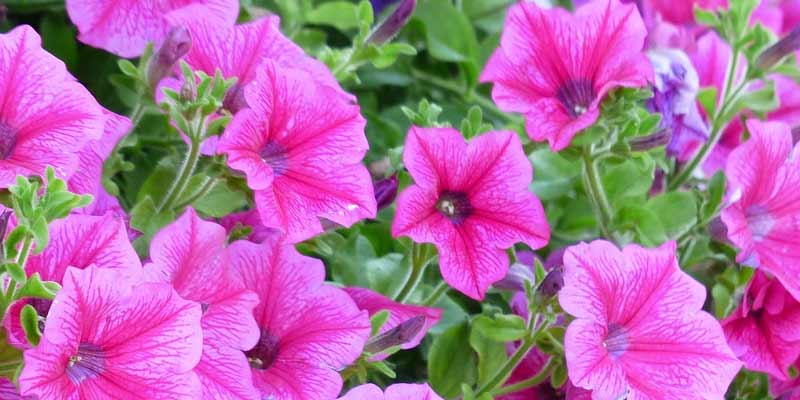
[0,26,104,188]
[25,213,141,284]
[0,378,33,400]
[481,0,651,151]
[384,383,444,400]
[338,384,384,399]
[20,266,203,399]
[721,120,800,300]
[345,287,442,355]
[561,240,741,398]
[230,240,370,400]
[69,109,131,215]
[195,342,259,400]
[218,63,375,243]
[66,0,239,58]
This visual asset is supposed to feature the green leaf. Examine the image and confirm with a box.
[602,156,656,206]
[551,361,568,389]
[370,310,391,336]
[4,226,28,260]
[129,197,176,257]
[712,283,732,319]
[646,191,698,239]
[472,314,527,342]
[702,172,727,222]
[20,304,41,346]
[30,215,49,255]
[468,326,507,386]
[190,179,249,218]
[428,322,478,397]
[5,263,26,284]
[697,87,718,117]
[414,0,479,64]
[16,273,60,300]
[40,14,79,71]
[694,8,721,28]
[617,205,667,246]
[307,1,360,31]
[529,149,580,201]
[0,329,22,380]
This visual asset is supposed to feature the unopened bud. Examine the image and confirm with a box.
[758,26,800,71]
[708,217,730,245]
[147,27,192,88]
[222,83,248,114]
[536,266,564,299]
[629,128,672,152]
[374,174,398,211]
[368,0,417,44]
[180,79,196,102]
[364,315,425,354]
[0,210,11,241]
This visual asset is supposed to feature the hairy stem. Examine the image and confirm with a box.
[491,357,557,396]
[582,149,613,239]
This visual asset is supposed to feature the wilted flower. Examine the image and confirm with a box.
[646,48,709,161]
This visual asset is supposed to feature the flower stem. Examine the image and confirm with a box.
[128,103,146,128]
[582,148,613,238]
[174,177,218,210]
[669,47,744,190]
[475,334,538,396]
[158,136,201,213]
[395,243,430,303]
[491,357,557,397]
[422,280,449,306]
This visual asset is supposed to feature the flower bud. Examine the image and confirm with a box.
[758,26,800,71]
[374,174,398,211]
[536,266,564,299]
[629,128,672,152]
[708,217,730,245]
[371,0,400,16]
[222,83,248,114]
[368,0,417,44]
[146,27,192,89]
[364,315,425,354]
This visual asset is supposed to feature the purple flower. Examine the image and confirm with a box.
[647,48,709,161]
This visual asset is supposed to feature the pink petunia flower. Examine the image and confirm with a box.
[338,383,443,400]
[65,0,239,58]
[345,287,441,358]
[68,109,131,216]
[3,212,141,350]
[218,63,376,243]
[722,119,800,300]
[229,239,370,400]
[19,265,204,399]
[162,12,347,114]
[723,271,800,380]
[771,360,800,398]
[0,25,104,188]
[0,378,33,400]
[391,127,550,300]
[143,208,260,400]
[649,0,727,25]
[480,0,653,151]
[218,209,279,243]
[560,240,741,399]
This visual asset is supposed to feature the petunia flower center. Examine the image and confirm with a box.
[436,191,473,224]
[259,141,288,177]
[246,330,280,370]
[66,342,106,384]
[555,79,595,118]
[746,205,774,242]
[0,122,17,160]
[603,323,629,358]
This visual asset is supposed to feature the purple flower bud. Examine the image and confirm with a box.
[494,263,537,292]
[147,27,192,89]
[368,0,416,44]
[222,83,248,114]
[647,49,709,161]
[536,266,564,299]
[374,173,398,211]
[758,26,800,71]
[364,315,425,354]
[630,128,672,152]
[708,217,730,245]
[0,210,11,243]
[371,0,400,16]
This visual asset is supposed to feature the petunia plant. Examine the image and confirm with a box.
[0,0,800,398]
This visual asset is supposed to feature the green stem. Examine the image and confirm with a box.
[15,236,33,272]
[669,48,744,190]
[395,244,429,302]
[491,358,557,397]
[129,103,146,128]
[158,137,201,213]
[582,149,613,238]
[175,178,218,209]
[410,69,523,125]
[422,280,449,306]
[476,335,537,396]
